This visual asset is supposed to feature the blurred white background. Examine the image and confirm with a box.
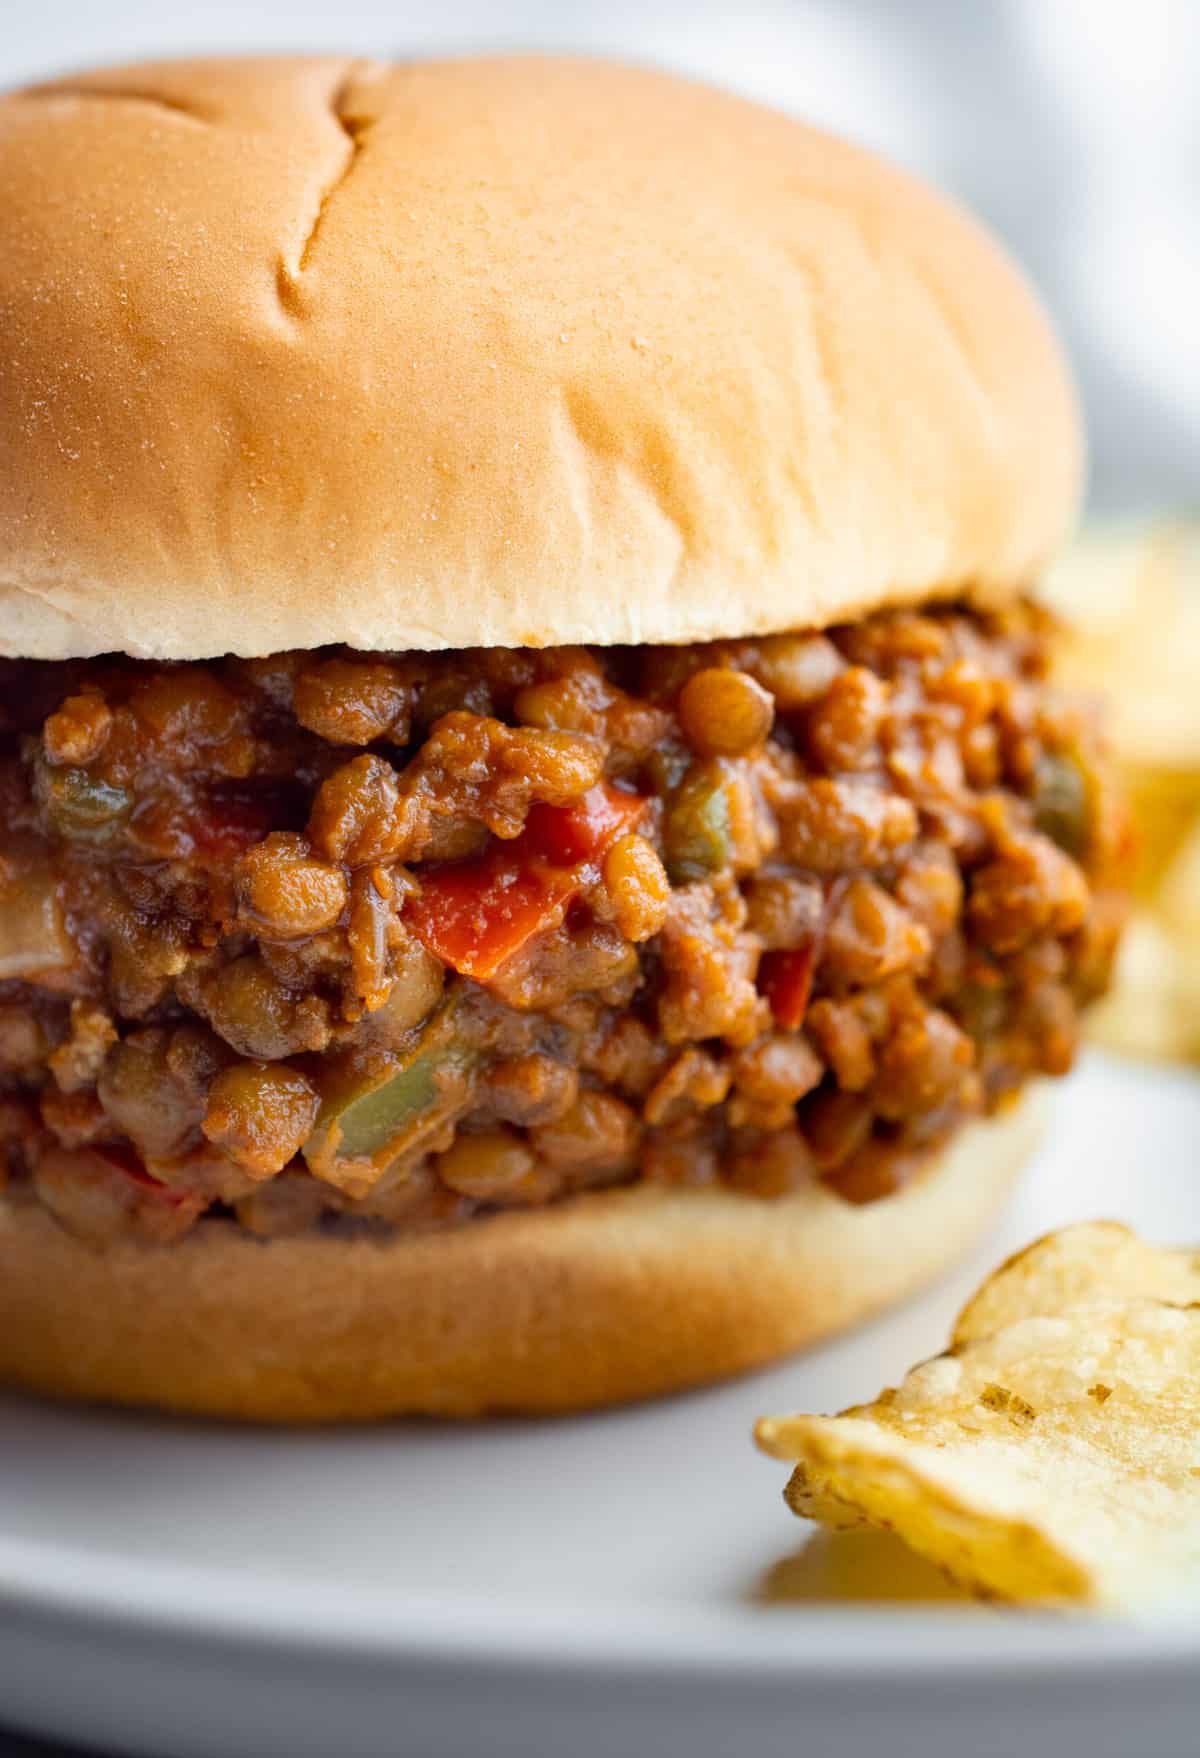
[3,0,1197,514]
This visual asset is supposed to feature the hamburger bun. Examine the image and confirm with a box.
[0,1091,1043,1420]
[0,54,1080,661]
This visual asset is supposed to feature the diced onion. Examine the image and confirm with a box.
[0,871,74,978]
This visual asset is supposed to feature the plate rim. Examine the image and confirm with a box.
[3,1527,1200,1684]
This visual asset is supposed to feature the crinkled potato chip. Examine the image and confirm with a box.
[954,1221,1200,1344]
[756,1298,1200,1606]
[1086,917,1200,1064]
[1157,815,1200,940]
[1042,517,1200,1068]
[1046,518,1200,770]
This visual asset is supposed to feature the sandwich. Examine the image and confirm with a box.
[0,55,1128,1417]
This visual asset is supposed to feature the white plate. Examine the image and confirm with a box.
[2,1049,1198,1758]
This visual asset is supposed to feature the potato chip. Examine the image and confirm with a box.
[1047,518,1200,769]
[1156,816,1200,942]
[1119,765,1200,896]
[1043,516,1200,1067]
[953,1221,1200,1344]
[1085,915,1200,1064]
[756,1299,1200,1607]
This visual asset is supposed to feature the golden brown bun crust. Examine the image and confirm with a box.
[0,56,1081,661]
[0,1094,1043,1420]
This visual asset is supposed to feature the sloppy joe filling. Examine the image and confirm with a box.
[0,603,1129,1245]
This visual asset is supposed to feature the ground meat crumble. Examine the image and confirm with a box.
[0,602,1130,1246]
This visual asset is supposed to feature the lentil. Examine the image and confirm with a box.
[202,1062,319,1177]
[677,667,774,757]
[237,833,348,939]
[436,1127,537,1198]
[603,834,670,941]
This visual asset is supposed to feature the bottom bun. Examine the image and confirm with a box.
[0,1091,1045,1422]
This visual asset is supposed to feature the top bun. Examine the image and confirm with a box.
[0,55,1082,661]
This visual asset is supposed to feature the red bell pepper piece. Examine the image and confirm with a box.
[404,856,578,982]
[522,784,646,866]
[759,877,848,1030]
[406,784,647,981]
[758,945,818,1031]
[93,1141,190,1204]
[189,790,274,865]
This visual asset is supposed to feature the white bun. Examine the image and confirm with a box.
[0,1092,1043,1420]
[0,55,1081,661]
